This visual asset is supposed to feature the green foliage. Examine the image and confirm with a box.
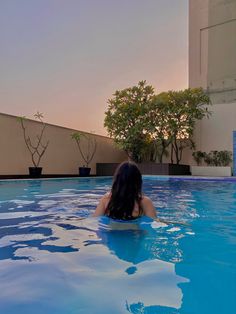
[104,82,211,164]
[71,131,97,167]
[18,112,49,167]
[17,116,27,122]
[143,87,210,164]
[104,81,155,162]
[192,151,206,166]
[192,150,232,166]
[71,131,83,142]
[146,94,175,163]
[157,88,211,164]
[203,150,232,166]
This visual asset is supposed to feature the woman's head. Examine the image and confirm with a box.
[106,161,143,220]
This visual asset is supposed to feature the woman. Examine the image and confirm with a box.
[93,161,157,220]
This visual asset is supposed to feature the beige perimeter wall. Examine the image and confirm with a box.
[0,113,127,175]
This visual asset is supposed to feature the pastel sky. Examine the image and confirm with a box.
[0,0,188,135]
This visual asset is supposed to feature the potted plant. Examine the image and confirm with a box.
[18,112,49,178]
[192,151,206,166]
[71,132,97,176]
[191,150,232,176]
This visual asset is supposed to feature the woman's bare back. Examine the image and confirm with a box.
[93,193,157,219]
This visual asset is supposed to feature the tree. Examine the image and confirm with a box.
[146,94,173,163]
[146,88,211,164]
[164,88,211,164]
[104,81,155,162]
[105,83,210,165]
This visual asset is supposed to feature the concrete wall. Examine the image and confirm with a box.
[208,0,236,103]
[0,113,127,175]
[194,102,236,153]
[189,0,236,103]
[189,0,236,161]
[189,0,210,89]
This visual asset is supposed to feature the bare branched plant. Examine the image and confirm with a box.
[71,132,97,167]
[18,112,49,167]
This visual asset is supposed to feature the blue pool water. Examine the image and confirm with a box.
[0,177,235,314]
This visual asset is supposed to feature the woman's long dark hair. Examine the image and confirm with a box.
[106,161,143,220]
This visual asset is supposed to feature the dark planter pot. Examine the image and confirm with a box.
[29,167,42,178]
[79,167,91,177]
[138,163,191,175]
[96,162,191,176]
[96,163,119,176]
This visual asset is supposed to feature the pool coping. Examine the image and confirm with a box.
[0,175,236,183]
[144,175,236,182]
[0,176,113,183]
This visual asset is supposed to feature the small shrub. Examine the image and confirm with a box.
[192,151,206,165]
[218,150,233,166]
[193,150,232,166]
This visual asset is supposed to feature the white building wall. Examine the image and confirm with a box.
[189,0,236,159]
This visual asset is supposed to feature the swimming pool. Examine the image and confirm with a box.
[0,177,235,314]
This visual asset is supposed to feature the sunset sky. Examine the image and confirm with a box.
[0,0,188,135]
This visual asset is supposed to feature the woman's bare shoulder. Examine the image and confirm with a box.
[141,195,153,204]
[93,192,110,217]
[99,192,111,204]
[140,195,157,219]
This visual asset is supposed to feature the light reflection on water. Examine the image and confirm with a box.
[0,177,235,314]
